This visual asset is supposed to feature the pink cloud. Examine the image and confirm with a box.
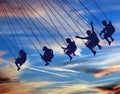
[0,51,7,57]
[94,83,120,94]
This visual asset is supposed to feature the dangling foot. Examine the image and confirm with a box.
[111,38,114,41]
[98,45,102,49]
[73,53,76,56]
[20,63,23,66]
[108,41,111,46]
[70,56,72,61]
[17,67,20,71]
[93,51,96,56]
[45,63,49,66]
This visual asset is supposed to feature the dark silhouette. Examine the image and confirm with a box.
[100,20,115,45]
[40,46,54,66]
[76,22,101,55]
[62,38,77,61]
[15,50,27,71]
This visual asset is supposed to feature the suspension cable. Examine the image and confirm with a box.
[2,3,24,50]
[22,0,63,47]
[41,0,73,41]
[77,0,103,29]
[39,0,67,46]
[54,0,86,43]
[55,0,82,34]
[1,3,17,50]
[15,0,44,49]
[5,4,41,55]
[45,0,76,41]
[0,29,16,58]
[19,0,53,49]
[92,0,109,21]
[64,0,99,33]
[64,0,91,29]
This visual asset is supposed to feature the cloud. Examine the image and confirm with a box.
[24,65,69,78]
[79,62,120,78]
[0,58,56,94]
[0,51,7,57]
[40,84,90,94]
[94,82,120,94]
[41,66,79,73]
[93,68,120,77]
[0,77,55,94]
[0,0,47,17]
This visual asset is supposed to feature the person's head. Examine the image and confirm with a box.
[66,38,71,43]
[43,46,48,51]
[20,49,24,52]
[102,20,107,26]
[86,30,91,35]
[19,49,24,54]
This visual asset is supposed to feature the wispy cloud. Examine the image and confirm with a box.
[94,82,120,94]
[0,50,7,57]
[0,58,56,94]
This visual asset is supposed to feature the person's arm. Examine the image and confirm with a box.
[61,47,66,49]
[100,28,106,35]
[91,22,94,33]
[50,49,53,53]
[40,53,42,57]
[109,20,111,24]
[18,53,22,59]
[76,36,88,39]
[61,47,67,52]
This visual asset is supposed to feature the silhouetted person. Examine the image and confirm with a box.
[15,50,27,71]
[76,22,101,55]
[62,38,77,61]
[100,20,115,45]
[40,46,54,66]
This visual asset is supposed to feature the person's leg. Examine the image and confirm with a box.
[104,35,111,45]
[41,55,49,66]
[45,61,49,66]
[15,61,20,71]
[20,62,23,66]
[110,36,114,41]
[89,47,96,55]
[66,51,72,61]
[86,43,96,55]
[97,44,102,49]
[73,52,76,56]
[87,44,96,55]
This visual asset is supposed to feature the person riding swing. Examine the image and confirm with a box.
[99,20,115,45]
[40,46,54,66]
[15,50,27,71]
[62,38,77,61]
[76,22,102,55]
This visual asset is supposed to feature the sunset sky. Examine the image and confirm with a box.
[0,0,120,94]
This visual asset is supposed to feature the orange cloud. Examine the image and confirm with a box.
[0,51,7,57]
[0,0,46,18]
[94,83,120,94]
[0,60,55,94]
[93,68,120,77]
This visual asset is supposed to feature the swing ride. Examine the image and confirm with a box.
[0,0,116,71]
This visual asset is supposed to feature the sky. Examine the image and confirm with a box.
[0,0,120,94]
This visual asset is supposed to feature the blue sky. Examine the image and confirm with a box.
[0,0,120,94]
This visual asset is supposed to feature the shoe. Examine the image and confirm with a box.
[17,67,20,71]
[73,53,76,56]
[45,63,49,66]
[70,56,72,61]
[108,41,111,46]
[111,38,114,41]
[98,45,102,49]
[93,51,96,56]
[20,64,22,66]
